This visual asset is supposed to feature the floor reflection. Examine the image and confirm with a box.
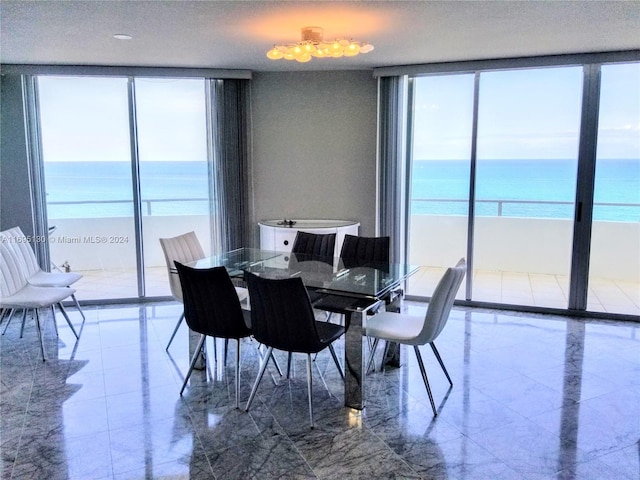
[1,301,638,479]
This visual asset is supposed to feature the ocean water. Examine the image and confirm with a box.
[44,159,640,222]
[44,161,211,218]
[411,159,640,221]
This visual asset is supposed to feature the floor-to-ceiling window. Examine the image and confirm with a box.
[37,75,215,301]
[474,66,582,308]
[134,78,212,297]
[39,76,139,300]
[407,74,473,298]
[402,55,639,317]
[588,63,640,315]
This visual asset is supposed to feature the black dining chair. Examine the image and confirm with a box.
[339,234,390,268]
[340,234,401,306]
[291,231,336,259]
[290,231,336,303]
[315,234,395,323]
[244,271,345,428]
[174,262,252,408]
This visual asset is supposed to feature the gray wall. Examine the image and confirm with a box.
[250,70,378,242]
[0,74,34,237]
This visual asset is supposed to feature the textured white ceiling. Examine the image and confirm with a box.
[1,1,639,71]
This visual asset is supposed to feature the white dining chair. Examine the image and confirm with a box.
[365,258,466,416]
[159,231,248,350]
[0,239,80,361]
[1,227,85,321]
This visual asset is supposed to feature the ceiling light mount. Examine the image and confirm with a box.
[266,26,374,63]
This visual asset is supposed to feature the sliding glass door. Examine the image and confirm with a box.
[134,78,212,297]
[474,67,583,308]
[37,75,215,301]
[38,76,138,300]
[588,63,640,315]
[404,58,639,316]
[407,74,474,297]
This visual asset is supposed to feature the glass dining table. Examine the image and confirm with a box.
[186,248,419,410]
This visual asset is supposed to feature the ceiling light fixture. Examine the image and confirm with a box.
[113,34,132,40]
[266,26,374,63]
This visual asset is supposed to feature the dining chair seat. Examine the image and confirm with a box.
[365,312,425,344]
[28,270,83,287]
[2,284,77,309]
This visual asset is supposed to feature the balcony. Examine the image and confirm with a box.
[46,199,640,316]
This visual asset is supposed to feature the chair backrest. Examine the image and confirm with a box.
[339,234,390,268]
[245,271,325,353]
[174,262,251,339]
[416,258,466,344]
[1,227,41,277]
[159,231,205,301]
[0,238,30,298]
[291,231,336,259]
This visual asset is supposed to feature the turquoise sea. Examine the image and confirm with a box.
[411,159,640,221]
[44,159,640,222]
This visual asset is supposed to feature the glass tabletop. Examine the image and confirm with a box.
[189,248,419,299]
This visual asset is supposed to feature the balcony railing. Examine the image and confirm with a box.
[48,198,209,217]
[412,198,640,221]
[48,198,640,219]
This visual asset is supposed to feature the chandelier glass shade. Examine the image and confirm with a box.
[266,27,374,63]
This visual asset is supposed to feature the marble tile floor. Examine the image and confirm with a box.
[1,301,638,479]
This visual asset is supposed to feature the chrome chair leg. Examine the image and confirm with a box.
[2,308,16,335]
[180,334,206,395]
[257,343,283,377]
[166,312,184,351]
[57,302,78,339]
[430,342,453,386]
[19,309,28,338]
[235,339,241,409]
[270,351,283,377]
[50,305,59,337]
[34,309,46,362]
[286,352,293,379]
[70,292,85,320]
[0,308,10,326]
[414,345,437,416]
[246,346,273,412]
[366,337,380,373]
[381,341,392,372]
[306,353,314,429]
[328,344,344,380]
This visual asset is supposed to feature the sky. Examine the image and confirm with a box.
[37,63,640,163]
[412,63,640,161]
[38,76,208,163]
